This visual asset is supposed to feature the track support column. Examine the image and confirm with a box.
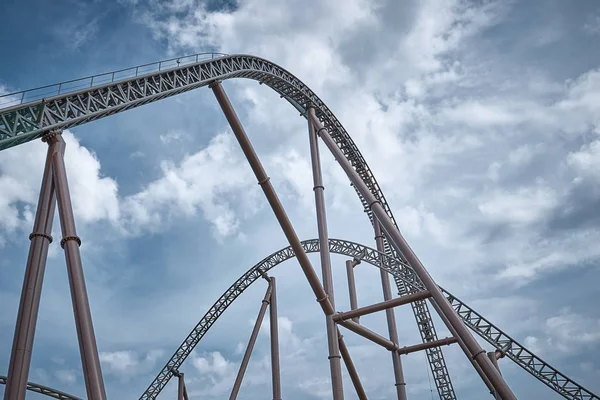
[210,82,333,317]
[269,277,282,400]
[310,112,517,400]
[4,134,63,400]
[307,106,344,400]
[374,221,407,400]
[229,281,273,400]
[50,133,107,400]
[346,259,360,323]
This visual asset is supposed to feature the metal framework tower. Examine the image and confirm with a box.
[0,53,598,400]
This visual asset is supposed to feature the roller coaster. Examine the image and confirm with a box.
[0,53,597,400]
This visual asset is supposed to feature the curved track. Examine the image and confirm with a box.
[0,54,596,400]
[142,238,599,400]
[0,53,454,398]
[0,375,81,399]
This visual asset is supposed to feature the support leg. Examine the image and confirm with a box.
[310,112,517,400]
[230,282,273,400]
[374,222,407,400]
[307,106,343,400]
[338,331,368,400]
[4,135,63,400]
[269,277,282,400]
[210,82,334,318]
[346,260,360,323]
[50,133,107,400]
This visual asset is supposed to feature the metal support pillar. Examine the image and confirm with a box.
[430,300,495,395]
[488,351,505,400]
[4,135,63,400]
[307,106,343,400]
[310,112,517,400]
[50,133,107,400]
[346,260,360,323]
[210,82,334,318]
[229,282,273,400]
[174,371,189,400]
[375,221,407,399]
[269,277,282,400]
[337,330,368,400]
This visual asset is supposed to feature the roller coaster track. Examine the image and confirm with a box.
[0,375,81,399]
[0,54,596,400]
[0,53,455,399]
[141,238,599,400]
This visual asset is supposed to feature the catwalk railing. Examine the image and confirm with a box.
[140,238,600,400]
[0,375,81,400]
[0,53,453,398]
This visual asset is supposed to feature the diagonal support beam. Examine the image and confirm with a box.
[338,320,397,351]
[229,281,273,400]
[211,81,334,318]
[50,132,107,400]
[338,330,368,400]
[4,134,63,400]
[333,290,432,322]
[310,112,517,400]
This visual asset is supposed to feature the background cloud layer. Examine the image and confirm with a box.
[1,0,599,399]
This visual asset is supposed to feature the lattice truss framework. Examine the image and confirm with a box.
[0,376,81,400]
[0,54,597,400]
[0,54,456,398]
[139,239,599,400]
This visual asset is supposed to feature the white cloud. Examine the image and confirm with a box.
[100,350,139,373]
[584,14,600,35]
[568,139,600,178]
[55,369,77,385]
[0,131,119,236]
[192,351,232,376]
[100,349,164,380]
[120,131,255,238]
[477,185,558,225]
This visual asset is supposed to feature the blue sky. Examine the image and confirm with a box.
[1,0,600,399]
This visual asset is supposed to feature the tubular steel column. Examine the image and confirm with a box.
[346,260,360,323]
[374,221,407,400]
[307,106,344,400]
[310,113,517,400]
[4,134,64,400]
[230,282,273,400]
[50,133,107,400]
[269,277,282,400]
[210,82,334,318]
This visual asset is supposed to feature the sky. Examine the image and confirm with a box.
[0,0,600,399]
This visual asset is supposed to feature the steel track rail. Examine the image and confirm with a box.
[0,54,454,398]
[141,238,599,400]
[0,375,82,399]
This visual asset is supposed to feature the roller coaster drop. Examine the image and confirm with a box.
[0,53,597,400]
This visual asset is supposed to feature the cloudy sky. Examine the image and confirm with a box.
[1,0,600,399]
